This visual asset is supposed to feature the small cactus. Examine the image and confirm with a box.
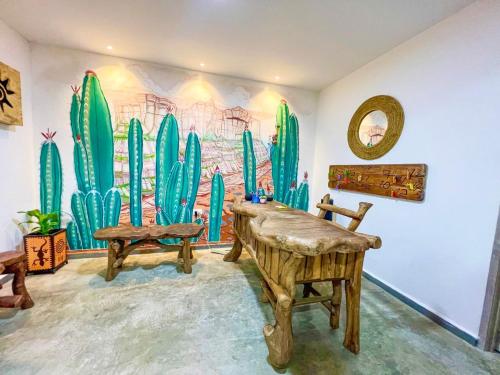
[164,161,188,223]
[284,181,298,208]
[40,130,62,227]
[209,166,225,242]
[296,172,309,211]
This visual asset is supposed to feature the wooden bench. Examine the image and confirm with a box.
[223,195,380,368]
[94,223,204,281]
[0,250,34,309]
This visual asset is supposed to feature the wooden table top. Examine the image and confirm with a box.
[0,250,25,267]
[94,223,204,241]
[234,198,381,257]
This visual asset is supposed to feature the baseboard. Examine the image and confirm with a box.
[362,271,478,346]
[67,243,233,259]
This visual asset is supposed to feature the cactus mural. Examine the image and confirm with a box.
[40,130,62,227]
[242,126,256,195]
[271,99,300,203]
[208,166,224,242]
[296,172,309,212]
[155,114,179,224]
[152,121,204,243]
[128,118,143,226]
[67,71,122,249]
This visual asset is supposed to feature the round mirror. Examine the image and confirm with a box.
[347,95,404,160]
[358,110,388,147]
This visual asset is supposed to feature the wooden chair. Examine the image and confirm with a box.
[0,250,34,309]
[302,193,373,329]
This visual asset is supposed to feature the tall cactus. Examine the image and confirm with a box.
[271,99,300,203]
[242,126,256,195]
[67,71,121,250]
[128,118,143,226]
[185,128,201,210]
[288,113,299,186]
[209,166,225,242]
[40,130,62,227]
[79,70,115,195]
[155,114,179,224]
[296,172,309,212]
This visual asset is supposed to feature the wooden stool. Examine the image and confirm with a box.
[0,250,34,309]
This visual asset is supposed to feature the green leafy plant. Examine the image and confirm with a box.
[18,209,59,235]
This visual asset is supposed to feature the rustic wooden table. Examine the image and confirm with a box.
[94,223,204,281]
[223,197,381,368]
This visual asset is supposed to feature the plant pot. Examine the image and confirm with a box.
[23,229,68,274]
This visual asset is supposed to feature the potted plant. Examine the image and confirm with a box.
[19,209,68,274]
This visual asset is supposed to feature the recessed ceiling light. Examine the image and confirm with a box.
[274,75,280,81]
[106,45,113,50]
[199,62,205,67]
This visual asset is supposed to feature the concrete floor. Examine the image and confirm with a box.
[0,250,498,375]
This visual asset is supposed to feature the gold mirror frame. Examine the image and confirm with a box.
[347,95,404,160]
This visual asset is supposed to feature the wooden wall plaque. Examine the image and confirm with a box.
[0,61,23,126]
[328,164,427,201]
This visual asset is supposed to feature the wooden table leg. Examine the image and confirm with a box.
[105,240,121,281]
[182,239,192,274]
[330,280,342,329]
[263,254,303,368]
[11,261,34,309]
[223,237,243,262]
[260,278,270,303]
[343,252,365,353]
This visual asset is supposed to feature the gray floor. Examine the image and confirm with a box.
[0,250,498,375]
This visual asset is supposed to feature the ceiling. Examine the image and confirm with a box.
[0,0,474,90]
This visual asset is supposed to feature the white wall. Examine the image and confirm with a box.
[0,20,36,252]
[29,44,318,223]
[312,0,500,337]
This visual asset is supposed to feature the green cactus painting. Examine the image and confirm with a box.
[185,128,201,210]
[208,166,224,242]
[288,113,299,186]
[176,198,192,224]
[164,161,188,224]
[128,118,143,226]
[155,114,179,224]
[296,172,309,212]
[79,71,115,195]
[70,191,91,249]
[284,181,298,208]
[104,188,122,227]
[40,130,62,227]
[242,126,256,195]
[67,71,121,250]
[271,99,300,203]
